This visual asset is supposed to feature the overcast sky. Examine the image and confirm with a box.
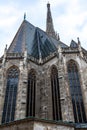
[0,0,87,56]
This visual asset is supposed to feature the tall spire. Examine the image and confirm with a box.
[46,2,56,38]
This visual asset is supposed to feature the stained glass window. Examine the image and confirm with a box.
[51,66,62,120]
[26,69,36,117]
[2,67,19,123]
[67,60,86,123]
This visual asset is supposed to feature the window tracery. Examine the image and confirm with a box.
[2,66,19,123]
[26,69,36,117]
[51,66,62,120]
[67,60,86,123]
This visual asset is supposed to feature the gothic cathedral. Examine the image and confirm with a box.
[0,3,87,130]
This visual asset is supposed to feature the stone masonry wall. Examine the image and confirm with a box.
[0,50,87,124]
[0,119,75,130]
[64,52,87,120]
[0,59,20,123]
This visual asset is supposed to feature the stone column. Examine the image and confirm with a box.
[15,61,28,120]
[58,56,74,122]
[0,67,7,124]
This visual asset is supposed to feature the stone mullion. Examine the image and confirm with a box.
[55,75,61,120]
[52,76,56,120]
[32,78,35,116]
[73,94,79,122]
[34,79,36,116]
[31,80,33,116]
[70,69,79,122]
[27,76,32,116]
[79,64,87,120]
[9,83,15,121]
[54,76,58,120]
[32,78,34,116]
[31,79,33,116]
[74,68,83,122]
[29,79,32,116]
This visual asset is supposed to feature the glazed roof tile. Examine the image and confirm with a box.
[8,20,68,59]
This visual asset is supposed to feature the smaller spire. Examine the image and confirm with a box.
[57,33,60,41]
[77,37,83,57]
[24,13,26,20]
[77,37,80,45]
[4,44,7,52]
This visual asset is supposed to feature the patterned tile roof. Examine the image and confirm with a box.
[7,20,68,59]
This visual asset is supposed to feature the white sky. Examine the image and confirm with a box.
[0,0,87,56]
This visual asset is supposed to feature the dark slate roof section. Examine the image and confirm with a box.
[8,20,35,53]
[7,20,68,60]
[8,21,25,53]
[23,21,36,54]
[31,27,56,59]
[50,36,68,48]
[70,40,78,48]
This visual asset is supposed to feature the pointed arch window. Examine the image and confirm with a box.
[2,67,19,123]
[51,66,62,120]
[67,60,86,123]
[26,69,36,117]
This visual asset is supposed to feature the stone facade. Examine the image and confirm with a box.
[0,3,87,130]
[0,45,87,125]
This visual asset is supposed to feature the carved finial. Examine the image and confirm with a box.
[24,13,26,20]
[2,44,7,67]
[77,37,83,57]
[6,44,7,48]
[77,37,80,45]
[57,33,60,41]
[5,44,7,52]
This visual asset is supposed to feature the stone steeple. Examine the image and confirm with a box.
[46,2,56,38]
